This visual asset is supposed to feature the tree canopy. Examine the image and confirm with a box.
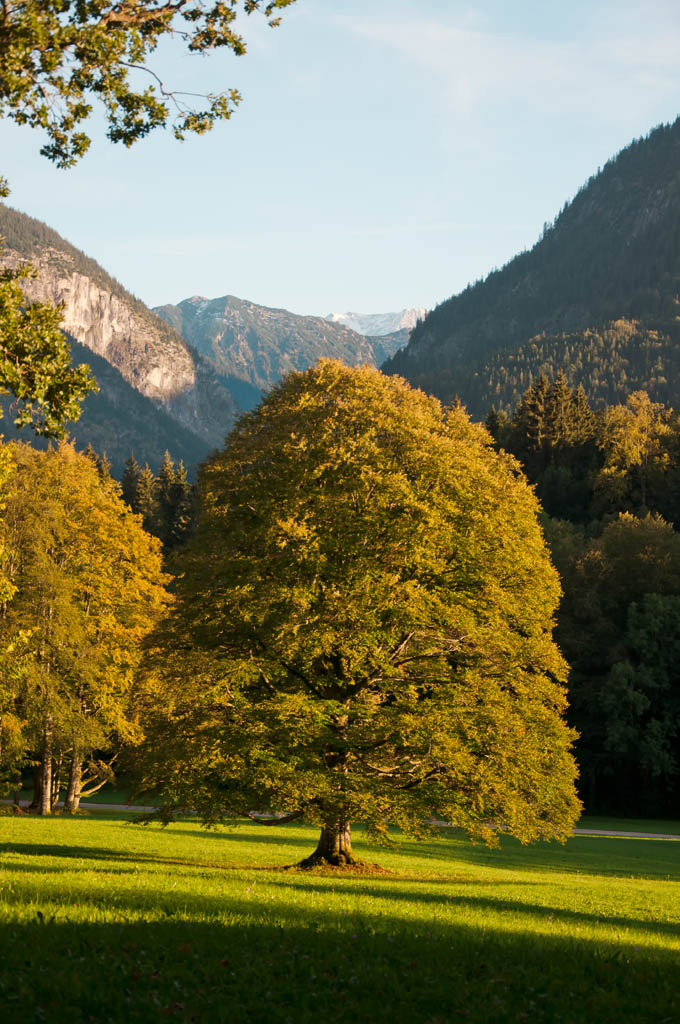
[0,441,170,812]
[0,0,296,167]
[139,361,580,865]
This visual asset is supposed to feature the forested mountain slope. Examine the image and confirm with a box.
[384,118,680,415]
[0,204,239,466]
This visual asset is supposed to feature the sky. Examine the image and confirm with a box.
[1,0,679,317]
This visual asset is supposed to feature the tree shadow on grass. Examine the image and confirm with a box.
[263,877,680,942]
[1,908,679,1024]
[0,842,236,870]
[410,833,680,881]
[3,843,679,951]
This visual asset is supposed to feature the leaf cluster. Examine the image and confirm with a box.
[0,255,97,437]
[0,0,296,166]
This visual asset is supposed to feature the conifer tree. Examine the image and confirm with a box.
[155,451,176,547]
[121,453,142,512]
[167,460,193,550]
[513,374,550,460]
[546,372,574,449]
[570,384,597,445]
[135,464,158,536]
[83,443,113,482]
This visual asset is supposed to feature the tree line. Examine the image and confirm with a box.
[0,365,583,868]
[487,373,680,815]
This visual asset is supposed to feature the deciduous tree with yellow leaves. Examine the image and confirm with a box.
[139,362,580,866]
[0,442,170,812]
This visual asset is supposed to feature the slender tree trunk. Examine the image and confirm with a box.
[51,752,63,811]
[39,720,53,816]
[299,820,356,867]
[63,753,82,813]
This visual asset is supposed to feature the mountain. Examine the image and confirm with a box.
[326,307,427,337]
[384,118,680,417]
[153,295,408,407]
[0,205,239,473]
[0,337,213,476]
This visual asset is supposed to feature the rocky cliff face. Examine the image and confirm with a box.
[4,247,237,447]
[153,294,409,400]
[0,205,239,455]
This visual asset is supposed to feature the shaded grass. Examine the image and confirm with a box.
[0,813,679,1023]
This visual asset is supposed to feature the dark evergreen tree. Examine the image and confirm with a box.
[83,443,114,482]
[121,453,142,512]
[166,460,193,550]
[135,464,158,536]
[546,372,573,449]
[155,450,176,547]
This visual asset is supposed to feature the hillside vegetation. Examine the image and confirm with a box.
[385,118,680,416]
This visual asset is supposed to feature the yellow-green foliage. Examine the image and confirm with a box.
[0,259,96,436]
[0,441,171,782]
[141,361,580,846]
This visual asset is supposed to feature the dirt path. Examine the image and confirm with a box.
[572,827,680,840]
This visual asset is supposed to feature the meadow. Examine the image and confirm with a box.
[0,812,678,1024]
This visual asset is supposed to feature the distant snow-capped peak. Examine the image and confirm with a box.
[326,307,428,337]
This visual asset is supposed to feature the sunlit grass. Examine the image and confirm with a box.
[1,813,678,1023]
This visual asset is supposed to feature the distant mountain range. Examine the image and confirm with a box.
[0,203,420,473]
[326,308,427,337]
[153,295,410,409]
[385,117,680,417]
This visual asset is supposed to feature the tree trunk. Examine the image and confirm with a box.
[298,821,357,867]
[63,753,82,813]
[39,721,53,816]
[51,752,62,811]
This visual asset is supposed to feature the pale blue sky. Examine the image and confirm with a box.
[1,0,679,316]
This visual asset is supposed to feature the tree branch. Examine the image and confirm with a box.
[244,809,303,826]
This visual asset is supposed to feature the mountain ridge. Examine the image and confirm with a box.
[326,307,427,337]
[153,294,409,403]
[384,117,680,416]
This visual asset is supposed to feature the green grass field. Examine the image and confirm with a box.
[0,813,678,1024]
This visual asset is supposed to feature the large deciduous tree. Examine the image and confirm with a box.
[0,442,170,812]
[139,361,580,866]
